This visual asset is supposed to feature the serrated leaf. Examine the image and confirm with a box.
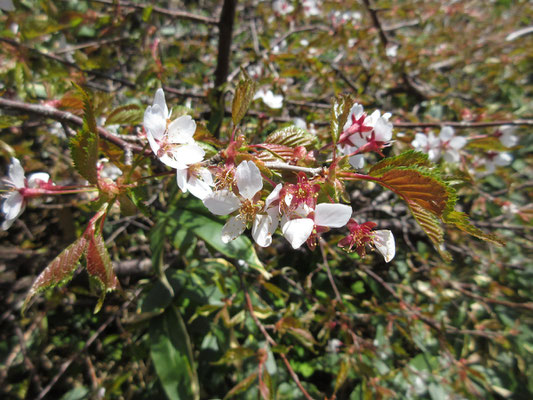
[23,235,88,313]
[232,74,257,125]
[369,150,432,176]
[444,210,505,246]
[409,203,450,261]
[334,360,350,394]
[86,234,120,312]
[265,126,317,150]
[70,85,99,184]
[0,115,25,129]
[467,136,508,151]
[330,94,355,144]
[105,104,143,126]
[173,207,270,279]
[150,305,200,400]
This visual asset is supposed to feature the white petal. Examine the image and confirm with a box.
[349,154,365,169]
[373,230,395,262]
[203,190,240,215]
[495,153,512,166]
[170,143,205,166]
[158,153,186,170]
[187,175,213,200]
[153,88,169,119]
[236,161,263,199]
[439,126,455,141]
[281,218,314,249]
[176,168,188,193]
[167,115,196,144]
[252,213,279,247]
[265,183,282,208]
[8,158,25,188]
[27,172,50,188]
[411,133,428,149]
[2,191,23,220]
[198,168,214,186]
[443,149,460,163]
[449,136,467,150]
[143,105,166,140]
[314,203,352,228]
[221,216,247,243]
[374,117,393,142]
[146,129,162,157]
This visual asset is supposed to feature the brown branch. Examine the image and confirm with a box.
[451,283,533,312]
[214,0,238,87]
[318,237,342,302]
[0,97,149,155]
[263,162,323,176]
[362,0,389,47]
[236,267,315,400]
[87,0,218,25]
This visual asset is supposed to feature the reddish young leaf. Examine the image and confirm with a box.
[86,234,120,294]
[23,235,88,313]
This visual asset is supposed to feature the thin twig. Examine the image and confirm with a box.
[263,162,323,176]
[235,267,314,400]
[394,119,533,129]
[86,0,218,25]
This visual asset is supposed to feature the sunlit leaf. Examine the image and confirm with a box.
[105,104,143,126]
[232,73,257,125]
[330,94,355,144]
[265,126,317,150]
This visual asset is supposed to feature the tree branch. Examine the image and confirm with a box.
[0,98,148,154]
[214,0,238,87]
[87,0,218,25]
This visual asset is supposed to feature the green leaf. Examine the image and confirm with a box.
[86,234,120,312]
[170,207,270,279]
[330,94,355,144]
[23,235,88,313]
[150,305,200,400]
[69,85,99,184]
[444,210,505,246]
[150,211,175,296]
[232,73,257,126]
[105,104,143,126]
[408,203,450,261]
[265,126,318,150]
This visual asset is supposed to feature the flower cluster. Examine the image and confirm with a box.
[337,103,393,169]
[143,89,213,200]
[143,89,396,262]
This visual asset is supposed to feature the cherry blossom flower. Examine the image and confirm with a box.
[281,202,352,249]
[337,103,393,169]
[338,219,396,262]
[1,158,50,230]
[203,161,278,247]
[483,151,512,173]
[144,88,205,169]
[273,0,294,15]
[411,126,466,163]
[302,0,321,17]
[254,89,283,109]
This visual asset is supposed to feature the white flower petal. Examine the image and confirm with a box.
[443,149,460,163]
[176,168,188,193]
[449,136,467,150]
[187,175,213,200]
[167,115,196,144]
[349,154,365,169]
[374,116,393,142]
[27,172,50,188]
[411,133,428,149]
[221,216,247,243]
[236,161,263,199]
[265,183,282,208]
[252,213,279,247]
[153,88,169,119]
[203,190,240,215]
[373,230,395,262]
[495,153,512,166]
[8,158,25,188]
[143,105,166,140]
[2,191,23,220]
[170,143,205,166]
[314,203,352,228]
[439,126,455,141]
[281,218,314,249]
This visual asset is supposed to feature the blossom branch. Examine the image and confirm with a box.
[394,120,533,129]
[0,98,149,155]
[236,267,315,400]
[262,162,323,176]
